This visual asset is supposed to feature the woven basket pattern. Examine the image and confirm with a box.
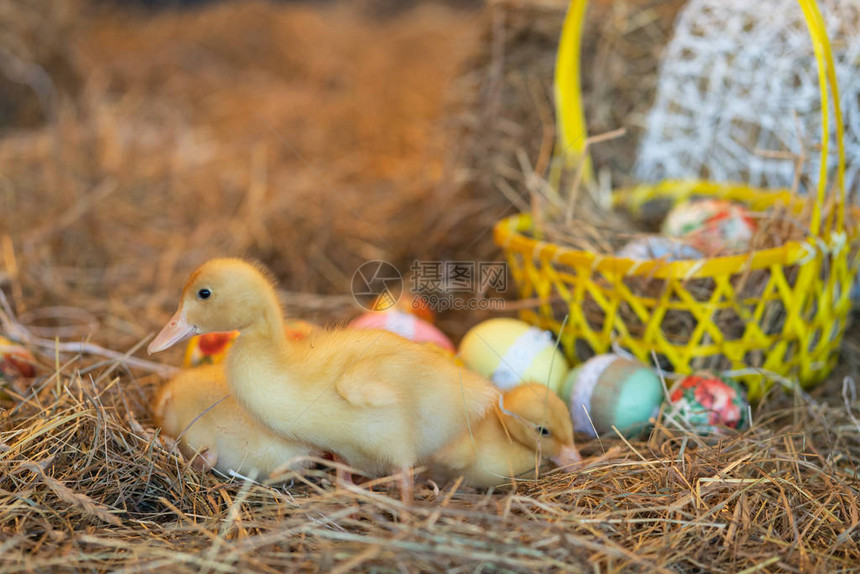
[494,0,860,400]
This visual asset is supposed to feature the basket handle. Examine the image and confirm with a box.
[554,0,846,237]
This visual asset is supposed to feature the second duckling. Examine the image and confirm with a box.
[153,364,316,481]
[428,383,581,488]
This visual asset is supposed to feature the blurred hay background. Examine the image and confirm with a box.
[0,0,858,571]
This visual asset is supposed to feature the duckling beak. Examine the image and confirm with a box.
[551,444,582,472]
[148,308,197,354]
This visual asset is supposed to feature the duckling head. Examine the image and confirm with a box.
[149,258,281,354]
[501,383,581,471]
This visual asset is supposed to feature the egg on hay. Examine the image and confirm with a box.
[349,308,454,352]
[0,336,37,400]
[561,353,663,439]
[662,198,756,256]
[183,319,316,368]
[0,336,37,380]
[458,318,568,394]
[668,373,749,434]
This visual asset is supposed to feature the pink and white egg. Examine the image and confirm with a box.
[349,309,455,352]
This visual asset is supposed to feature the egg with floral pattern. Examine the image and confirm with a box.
[668,373,748,434]
[662,199,756,256]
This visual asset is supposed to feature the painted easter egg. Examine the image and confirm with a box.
[0,336,36,379]
[184,332,238,368]
[183,319,316,368]
[616,236,703,261]
[401,294,436,325]
[458,318,569,394]
[668,373,748,434]
[349,309,454,352]
[662,198,755,256]
[371,293,436,325]
[562,354,663,438]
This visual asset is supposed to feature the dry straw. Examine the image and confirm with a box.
[2,320,859,571]
[0,0,858,571]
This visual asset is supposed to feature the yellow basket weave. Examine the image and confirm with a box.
[493,0,860,401]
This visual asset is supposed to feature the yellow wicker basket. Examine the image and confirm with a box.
[493,0,860,401]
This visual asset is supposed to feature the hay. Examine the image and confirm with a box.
[2,318,859,571]
[0,0,83,128]
[0,0,859,571]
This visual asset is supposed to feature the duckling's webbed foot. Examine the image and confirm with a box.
[398,466,414,506]
[332,453,355,488]
[190,448,217,472]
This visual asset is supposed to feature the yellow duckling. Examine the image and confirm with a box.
[153,364,316,481]
[428,383,581,488]
[148,258,498,502]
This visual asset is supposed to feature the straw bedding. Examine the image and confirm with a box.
[0,0,858,571]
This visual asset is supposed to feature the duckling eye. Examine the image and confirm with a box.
[197,288,212,300]
[537,426,551,437]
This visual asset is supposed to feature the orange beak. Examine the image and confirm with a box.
[148,308,197,354]
[551,444,582,472]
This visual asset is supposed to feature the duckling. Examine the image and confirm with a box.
[153,364,315,481]
[148,258,498,502]
[428,383,581,488]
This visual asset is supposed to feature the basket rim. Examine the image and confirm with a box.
[493,181,860,281]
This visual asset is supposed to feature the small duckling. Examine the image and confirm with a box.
[153,364,315,481]
[428,383,581,488]
[148,258,499,503]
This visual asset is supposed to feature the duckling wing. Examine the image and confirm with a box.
[335,358,400,407]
